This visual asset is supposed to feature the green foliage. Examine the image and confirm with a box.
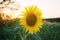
[38,22,60,40]
[0,20,21,40]
[0,21,60,40]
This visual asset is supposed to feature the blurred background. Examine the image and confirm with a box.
[0,0,60,40]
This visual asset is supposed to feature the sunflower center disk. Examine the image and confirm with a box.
[26,14,37,26]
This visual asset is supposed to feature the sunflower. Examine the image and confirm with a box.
[20,6,43,34]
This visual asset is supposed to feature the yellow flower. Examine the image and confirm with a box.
[20,6,43,34]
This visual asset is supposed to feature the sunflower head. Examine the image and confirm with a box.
[20,6,43,34]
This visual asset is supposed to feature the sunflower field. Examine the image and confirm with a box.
[0,19,60,40]
[0,0,60,40]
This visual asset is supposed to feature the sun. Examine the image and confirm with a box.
[20,6,43,34]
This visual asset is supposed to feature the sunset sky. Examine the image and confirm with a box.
[0,0,60,19]
[15,0,60,19]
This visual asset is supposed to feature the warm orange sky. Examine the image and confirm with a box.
[15,0,60,18]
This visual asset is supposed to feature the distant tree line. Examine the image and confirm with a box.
[43,18,60,22]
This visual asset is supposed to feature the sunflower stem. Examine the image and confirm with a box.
[21,29,27,40]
